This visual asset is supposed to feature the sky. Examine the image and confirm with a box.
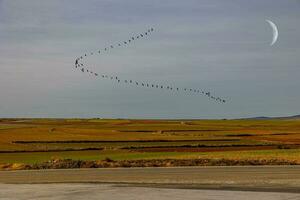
[0,0,299,119]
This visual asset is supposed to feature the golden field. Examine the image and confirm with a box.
[0,118,300,165]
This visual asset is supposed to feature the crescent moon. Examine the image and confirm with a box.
[266,19,279,46]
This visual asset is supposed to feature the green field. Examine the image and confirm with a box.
[1,149,300,165]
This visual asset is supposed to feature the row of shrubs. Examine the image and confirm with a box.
[13,139,239,144]
[121,143,274,149]
[1,158,298,170]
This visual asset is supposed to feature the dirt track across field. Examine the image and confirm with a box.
[1,166,300,193]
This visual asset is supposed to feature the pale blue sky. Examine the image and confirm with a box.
[0,0,299,118]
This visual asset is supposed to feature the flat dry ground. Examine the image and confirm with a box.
[2,183,300,200]
[1,118,300,164]
[1,166,300,195]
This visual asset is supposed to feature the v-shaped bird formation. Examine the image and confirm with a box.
[74,28,226,103]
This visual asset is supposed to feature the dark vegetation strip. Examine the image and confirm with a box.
[0,148,103,153]
[118,129,225,132]
[226,134,255,137]
[117,130,154,132]
[161,129,225,132]
[121,144,279,150]
[226,133,297,136]
[12,139,240,144]
[1,158,299,170]
[226,133,298,137]
[127,147,282,153]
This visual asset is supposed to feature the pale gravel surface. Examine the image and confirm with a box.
[1,184,300,200]
[1,166,300,200]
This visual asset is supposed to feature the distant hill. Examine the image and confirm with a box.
[242,115,300,120]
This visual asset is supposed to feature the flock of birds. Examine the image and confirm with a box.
[74,28,226,103]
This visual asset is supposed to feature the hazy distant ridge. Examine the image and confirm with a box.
[243,115,300,120]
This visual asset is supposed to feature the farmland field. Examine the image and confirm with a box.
[0,118,300,166]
